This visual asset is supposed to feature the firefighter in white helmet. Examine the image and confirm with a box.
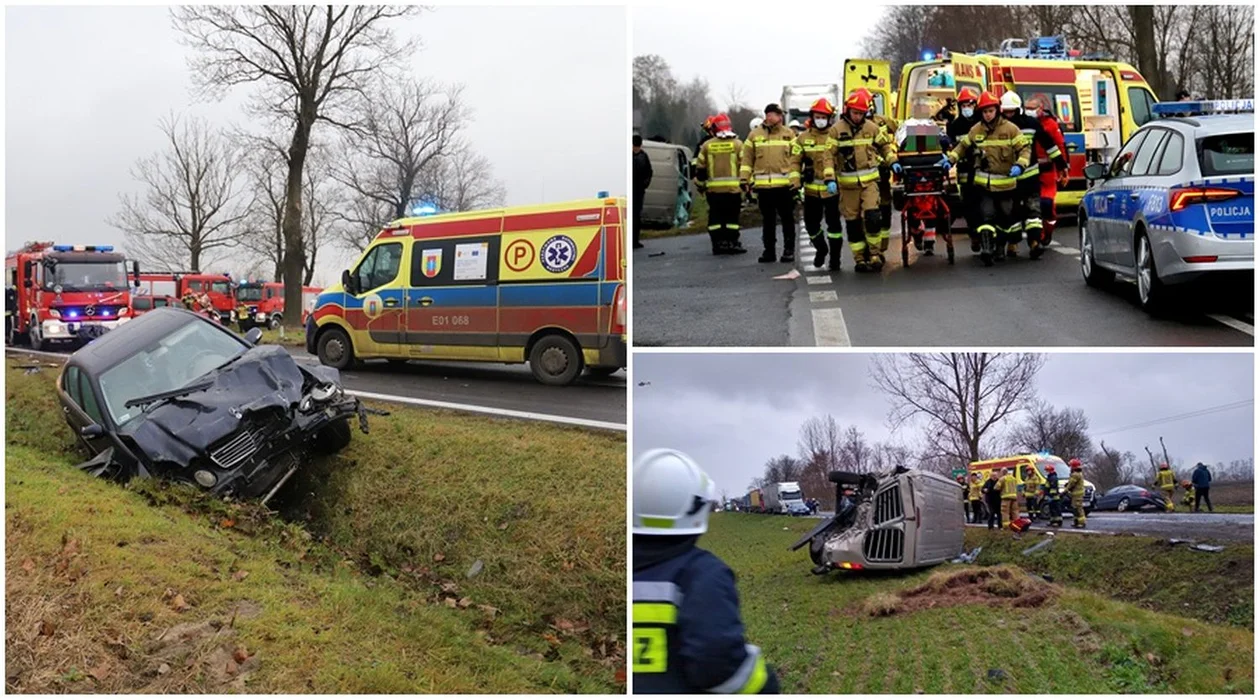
[632,449,780,694]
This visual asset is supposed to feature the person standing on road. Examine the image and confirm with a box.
[997,467,1019,529]
[999,92,1066,259]
[1044,463,1062,527]
[1022,465,1045,519]
[796,98,843,270]
[1191,462,1214,513]
[633,449,781,694]
[741,104,802,264]
[968,473,984,524]
[1066,458,1088,528]
[957,475,971,522]
[947,88,982,253]
[832,89,897,272]
[982,470,1002,529]
[633,135,653,250]
[1024,96,1069,249]
[1157,462,1176,512]
[694,114,748,256]
[943,91,1031,266]
[851,87,900,256]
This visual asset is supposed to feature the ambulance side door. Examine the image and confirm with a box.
[405,237,500,359]
[347,240,406,356]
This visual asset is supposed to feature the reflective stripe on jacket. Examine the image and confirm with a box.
[740,124,801,190]
[696,136,744,193]
[948,116,1030,192]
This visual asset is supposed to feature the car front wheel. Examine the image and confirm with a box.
[1135,232,1167,313]
[1080,216,1114,288]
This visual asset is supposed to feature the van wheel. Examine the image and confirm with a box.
[529,334,583,386]
[317,327,355,370]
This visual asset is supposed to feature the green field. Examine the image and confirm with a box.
[5,360,625,693]
[702,513,1252,694]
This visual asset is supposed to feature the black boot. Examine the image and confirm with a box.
[728,238,748,255]
[812,236,827,268]
[758,250,776,263]
[780,249,795,263]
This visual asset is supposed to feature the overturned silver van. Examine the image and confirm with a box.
[790,467,964,574]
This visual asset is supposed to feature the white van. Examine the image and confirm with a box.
[639,140,694,228]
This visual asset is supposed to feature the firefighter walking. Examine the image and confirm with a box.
[741,104,802,264]
[1044,463,1062,527]
[1000,92,1067,259]
[796,99,842,270]
[633,449,780,694]
[1157,462,1176,512]
[944,91,1031,266]
[852,87,900,254]
[1066,458,1088,528]
[947,88,981,251]
[997,467,1019,529]
[832,89,897,271]
[694,114,747,256]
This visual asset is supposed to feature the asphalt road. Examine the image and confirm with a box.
[6,346,626,429]
[800,509,1253,542]
[634,222,1254,347]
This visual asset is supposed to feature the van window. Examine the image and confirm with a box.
[1131,129,1169,176]
[354,242,403,292]
[1127,87,1157,127]
[1155,132,1185,175]
[133,296,152,311]
[410,237,500,287]
[1018,85,1081,132]
[1110,130,1148,178]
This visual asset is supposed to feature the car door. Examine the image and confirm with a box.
[60,365,111,455]
[1114,128,1171,267]
[1095,129,1149,265]
[405,236,501,360]
[349,240,406,357]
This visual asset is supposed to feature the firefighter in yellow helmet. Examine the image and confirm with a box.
[1066,458,1088,528]
[942,91,1032,266]
[796,98,842,270]
[741,103,803,264]
[831,89,897,271]
[1157,462,1176,512]
[694,114,747,256]
[997,466,1019,529]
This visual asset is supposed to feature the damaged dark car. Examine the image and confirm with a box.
[56,306,381,504]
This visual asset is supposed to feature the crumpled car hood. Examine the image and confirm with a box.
[121,344,307,468]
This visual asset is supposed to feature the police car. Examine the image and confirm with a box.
[1078,99,1253,313]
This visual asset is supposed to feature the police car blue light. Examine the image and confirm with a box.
[1077,99,1253,313]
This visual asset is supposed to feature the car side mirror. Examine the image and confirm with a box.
[1083,162,1107,182]
[244,327,264,346]
[80,424,105,439]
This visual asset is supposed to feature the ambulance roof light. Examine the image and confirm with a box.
[922,50,934,61]
[1152,99,1254,117]
[412,203,438,216]
[597,190,609,198]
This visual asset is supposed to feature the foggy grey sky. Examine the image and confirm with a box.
[633,353,1255,497]
[633,5,880,111]
[6,5,627,286]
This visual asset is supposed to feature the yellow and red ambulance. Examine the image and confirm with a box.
[307,197,627,385]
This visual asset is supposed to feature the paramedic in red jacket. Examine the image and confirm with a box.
[1026,96,1069,249]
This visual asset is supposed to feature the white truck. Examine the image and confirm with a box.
[781,84,842,127]
[764,481,808,516]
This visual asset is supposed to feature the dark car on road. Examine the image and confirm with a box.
[1092,484,1168,512]
[56,307,377,504]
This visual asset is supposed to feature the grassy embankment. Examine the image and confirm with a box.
[5,360,625,693]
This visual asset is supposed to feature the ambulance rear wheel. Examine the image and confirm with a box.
[317,327,355,370]
[529,334,582,386]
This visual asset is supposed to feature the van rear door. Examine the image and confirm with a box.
[844,59,894,117]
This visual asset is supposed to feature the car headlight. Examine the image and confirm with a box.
[194,469,217,487]
[311,383,340,402]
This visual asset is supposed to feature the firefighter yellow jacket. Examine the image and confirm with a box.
[869,113,900,166]
[998,474,1018,500]
[739,124,802,190]
[695,136,743,193]
[1157,468,1175,489]
[1066,472,1086,497]
[828,116,896,189]
[948,116,1031,192]
[796,127,837,198]
[968,479,982,500]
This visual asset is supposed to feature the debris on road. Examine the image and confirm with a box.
[772,269,800,280]
[648,251,666,257]
[466,559,484,579]
[1021,536,1055,557]
[951,546,982,564]
[1190,544,1225,553]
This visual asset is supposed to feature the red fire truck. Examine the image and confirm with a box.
[235,281,322,332]
[4,243,139,350]
[133,271,237,324]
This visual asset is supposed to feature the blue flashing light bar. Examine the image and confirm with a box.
[51,244,114,252]
[413,203,439,216]
[597,190,609,198]
[1152,99,1254,117]
[922,50,934,61]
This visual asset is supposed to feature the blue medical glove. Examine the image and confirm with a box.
[938,157,952,170]
[1010,165,1023,177]
[826,181,838,195]
[891,163,903,175]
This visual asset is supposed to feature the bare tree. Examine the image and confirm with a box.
[762,454,803,485]
[797,415,844,503]
[174,5,420,328]
[1006,401,1093,460]
[1092,440,1139,491]
[241,136,340,283]
[109,114,252,272]
[1193,5,1253,99]
[873,353,1046,464]
[423,142,507,214]
[335,78,465,221]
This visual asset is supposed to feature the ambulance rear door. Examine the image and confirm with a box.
[844,59,894,117]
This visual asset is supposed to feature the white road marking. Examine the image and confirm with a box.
[5,347,626,432]
[810,290,838,303]
[1207,314,1255,336]
[805,275,832,285]
[1052,245,1080,256]
[811,308,851,346]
